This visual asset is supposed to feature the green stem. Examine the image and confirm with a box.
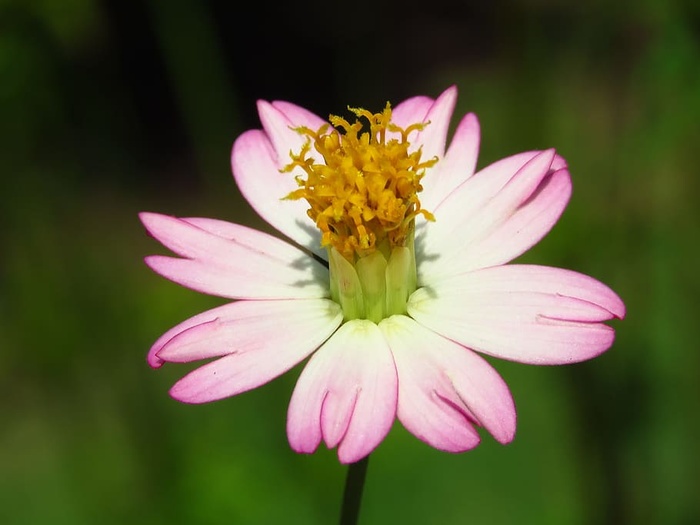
[339,455,370,525]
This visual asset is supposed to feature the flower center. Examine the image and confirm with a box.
[283,103,437,323]
[283,103,436,262]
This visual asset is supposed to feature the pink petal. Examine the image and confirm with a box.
[463,166,571,269]
[409,86,458,165]
[166,299,343,403]
[140,212,328,300]
[418,149,564,282]
[147,301,235,369]
[270,100,328,136]
[431,149,556,248]
[435,149,567,218]
[286,320,398,464]
[427,166,572,278]
[420,111,481,213]
[157,299,341,364]
[390,95,434,129]
[231,129,323,257]
[408,264,625,365]
[380,315,516,451]
[256,100,323,170]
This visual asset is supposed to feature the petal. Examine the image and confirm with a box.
[429,166,572,277]
[462,166,571,269]
[434,149,566,219]
[157,299,341,364]
[428,149,557,251]
[231,128,323,256]
[255,100,304,167]
[166,299,343,403]
[390,95,434,129]
[380,315,516,451]
[420,111,481,213]
[286,320,398,464]
[410,86,458,165]
[257,100,327,170]
[271,100,328,139]
[147,301,235,369]
[418,149,563,282]
[408,264,625,365]
[140,212,328,300]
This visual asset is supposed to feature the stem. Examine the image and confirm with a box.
[339,455,370,525]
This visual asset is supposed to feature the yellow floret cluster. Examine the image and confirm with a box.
[284,104,436,262]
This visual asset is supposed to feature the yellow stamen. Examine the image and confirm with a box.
[283,103,436,262]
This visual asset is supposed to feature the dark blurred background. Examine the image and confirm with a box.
[2,0,699,524]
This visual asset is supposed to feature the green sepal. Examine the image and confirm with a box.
[327,222,418,323]
[355,251,388,323]
[385,246,411,316]
[329,247,365,321]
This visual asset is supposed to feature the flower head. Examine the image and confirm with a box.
[141,86,625,464]
[282,103,435,262]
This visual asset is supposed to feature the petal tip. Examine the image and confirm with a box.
[138,211,154,223]
[611,295,626,320]
[541,147,557,164]
[464,111,479,126]
[286,423,322,456]
[337,450,370,465]
[143,254,172,271]
[440,84,459,100]
[139,211,165,231]
[492,416,517,445]
[255,98,272,115]
[147,351,165,369]
[168,379,214,405]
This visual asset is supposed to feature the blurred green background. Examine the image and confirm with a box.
[2,0,699,524]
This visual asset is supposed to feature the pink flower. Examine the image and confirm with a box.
[140,86,625,464]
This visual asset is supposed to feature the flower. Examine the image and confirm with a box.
[140,85,625,464]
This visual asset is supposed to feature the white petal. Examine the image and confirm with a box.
[426,165,572,278]
[417,150,560,282]
[420,111,481,212]
[390,95,434,129]
[147,301,235,369]
[380,315,516,450]
[410,86,458,164]
[408,264,624,365]
[166,299,342,403]
[286,320,398,464]
[141,212,328,300]
[270,100,328,136]
[459,166,571,270]
[231,129,323,256]
[158,299,341,363]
